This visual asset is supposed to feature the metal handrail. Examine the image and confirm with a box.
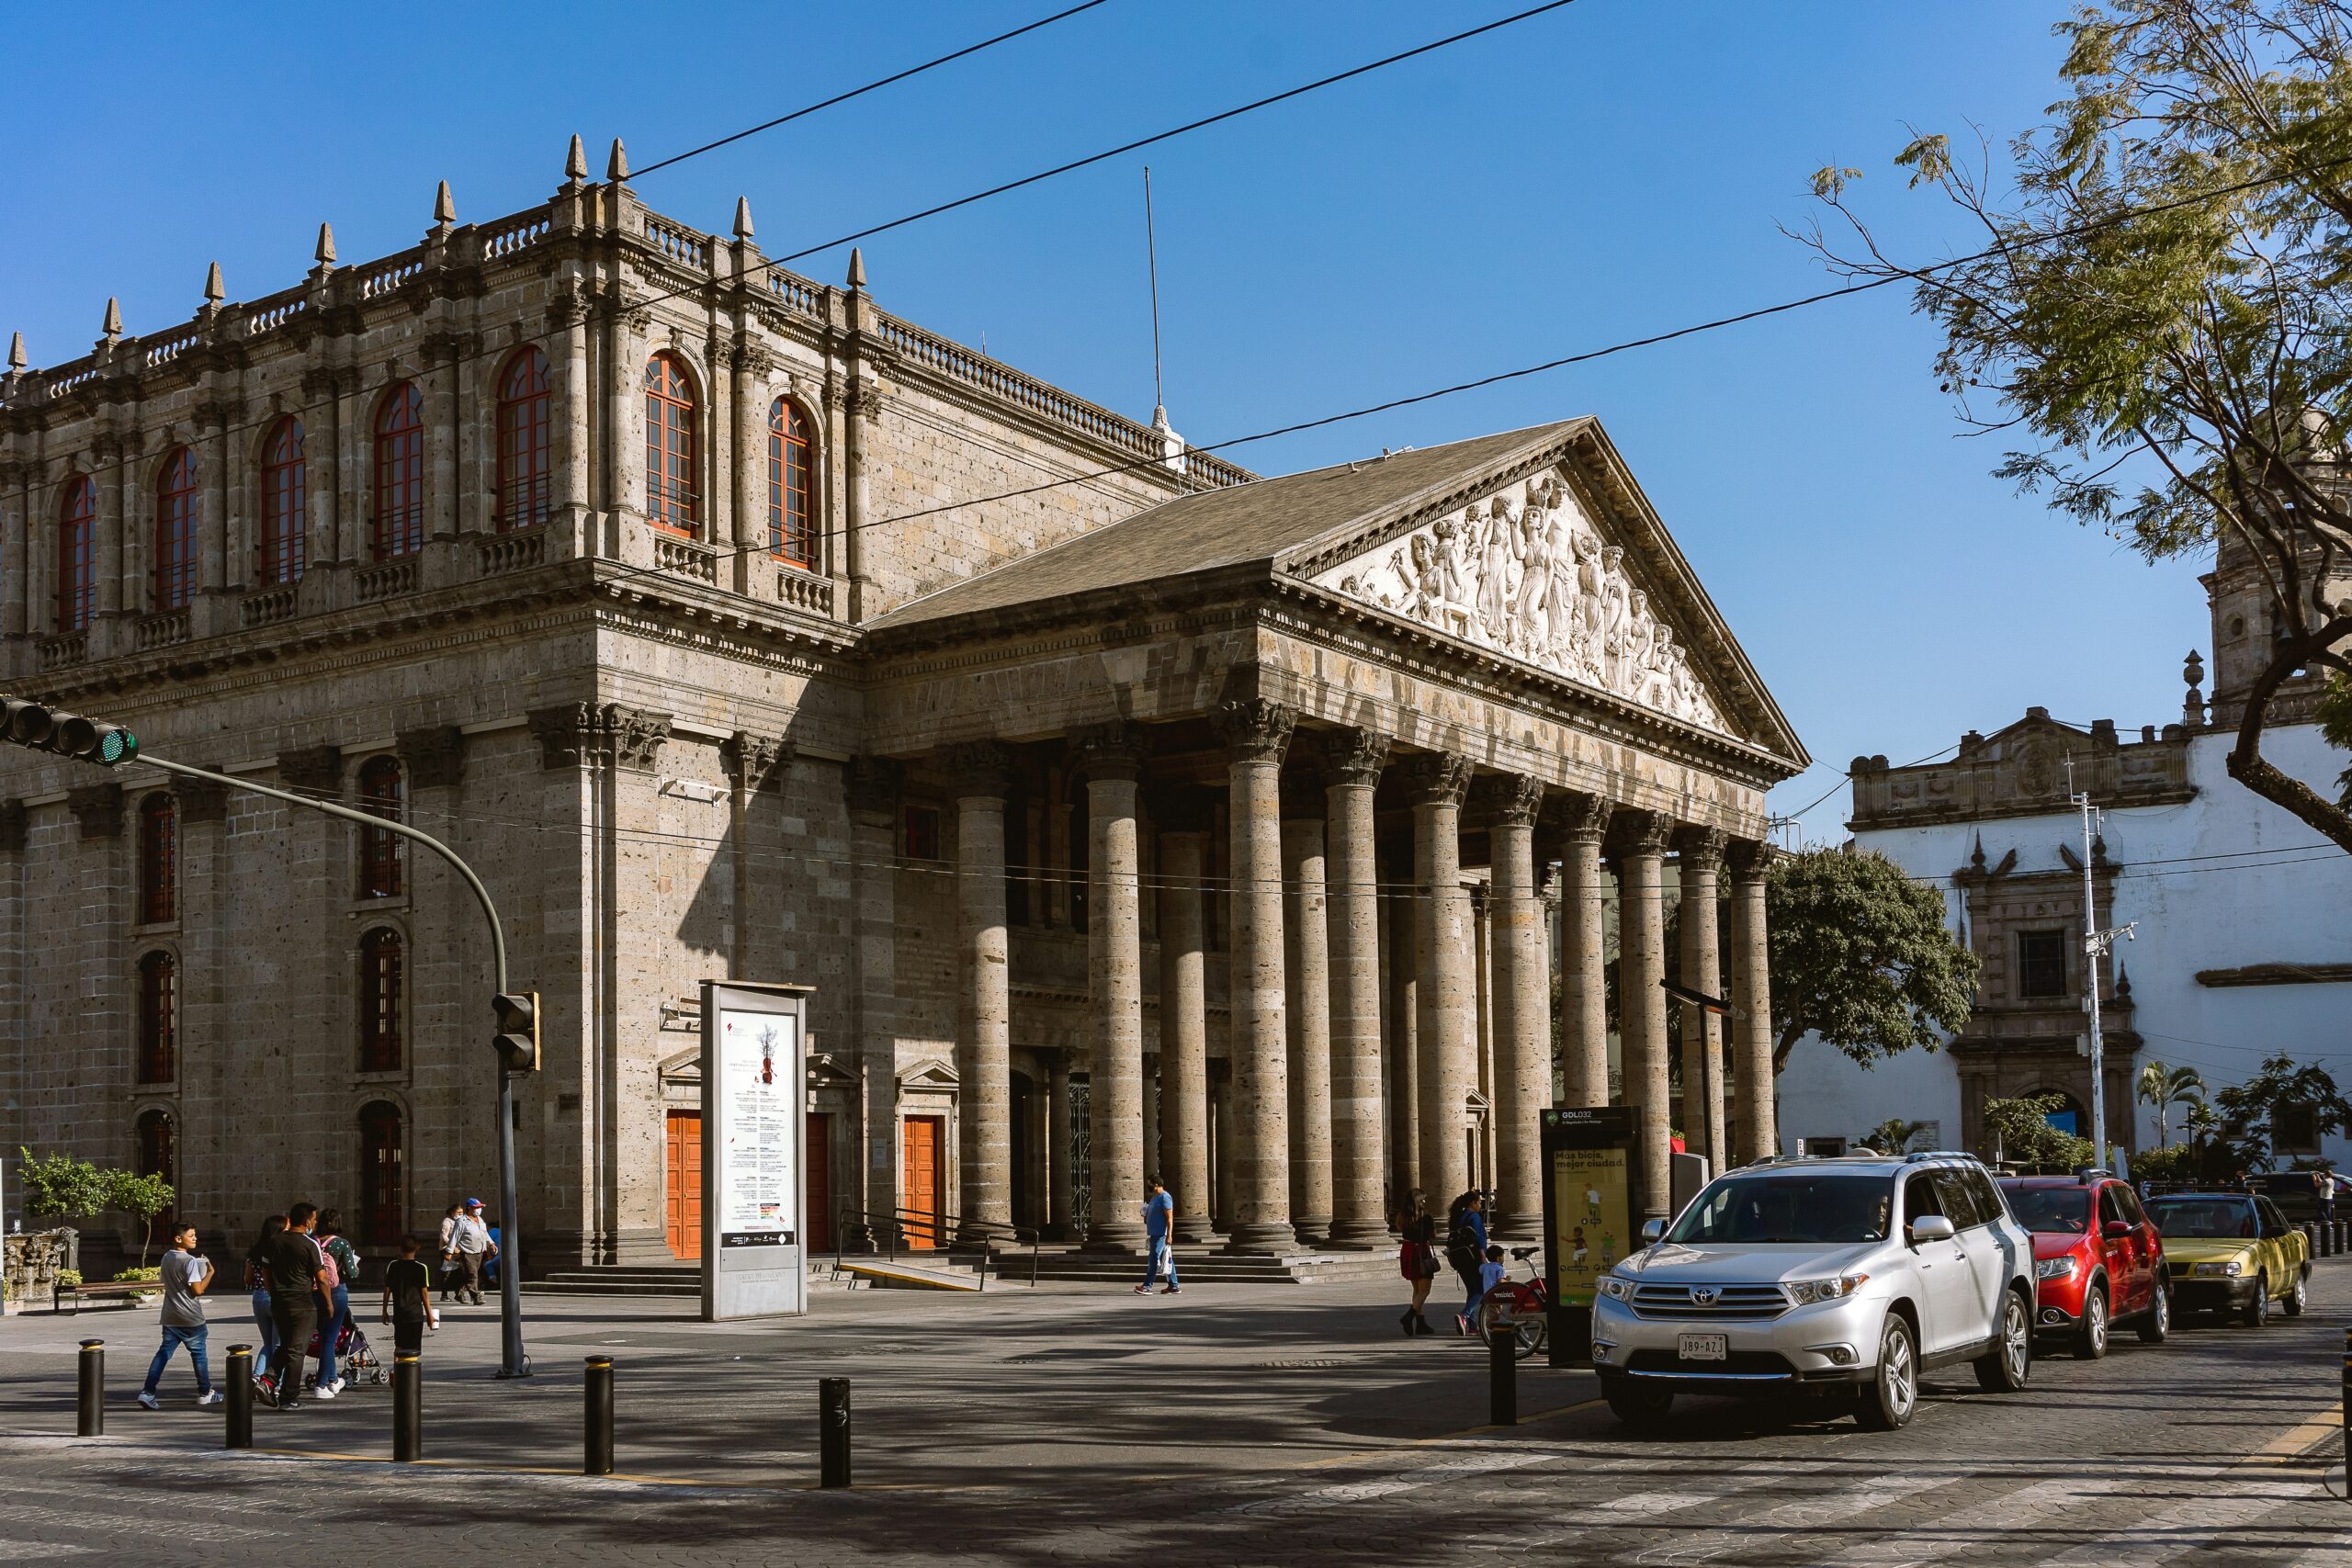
[830,1205,1041,1289]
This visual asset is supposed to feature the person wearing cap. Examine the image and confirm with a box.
[444,1199,497,1306]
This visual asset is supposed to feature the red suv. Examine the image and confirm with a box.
[1996,1172,2169,1359]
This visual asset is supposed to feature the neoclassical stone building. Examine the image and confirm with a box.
[0,140,1805,1267]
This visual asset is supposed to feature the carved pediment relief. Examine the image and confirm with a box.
[1306,468,1726,733]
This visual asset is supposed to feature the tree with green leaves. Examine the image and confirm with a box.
[1983,1092,2100,1171]
[1767,846,1983,1075]
[2212,1052,2352,1170]
[17,1149,107,1224]
[2137,1062,2209,1145]
[1803,0,2352,852]
[1860,1117,1933,1156]
[104,1170,175,1270]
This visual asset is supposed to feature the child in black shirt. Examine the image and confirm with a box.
[380,1234,438,1357]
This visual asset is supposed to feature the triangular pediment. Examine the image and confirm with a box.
[1295,459,1730,734]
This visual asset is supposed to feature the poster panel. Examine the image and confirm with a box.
[700,981,811,1320]
[1539,1105,1642,1369]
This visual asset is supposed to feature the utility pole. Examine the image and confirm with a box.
[2068,761,2135,1172]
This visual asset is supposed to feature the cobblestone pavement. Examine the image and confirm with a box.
[0,1260,2343,1565]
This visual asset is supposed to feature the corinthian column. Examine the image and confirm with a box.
[1477,773,1548,1241]
[1280,764,1333,1246]
[949,740,1013,1235]
[1213,696,1295,1253]
[1609,809,1674,1219]
[1676,827,1728,1170]
[1728,839,1778,1163]
[1556,793,1612,1108]
[1155,789,1214,1242]
[1406,750,1475,1205]
[1081,723,1148,1252]
[1322,728,1390,1247]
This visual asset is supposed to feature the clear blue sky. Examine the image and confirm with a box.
[0,2,2209,828]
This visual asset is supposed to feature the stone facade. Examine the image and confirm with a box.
[0,148,1806,1264]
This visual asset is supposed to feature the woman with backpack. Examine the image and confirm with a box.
[1446,1191,1491,1336]
[243,1215,285,1366]
[1396,1190,1440,1336]
[311,1209,362,1399]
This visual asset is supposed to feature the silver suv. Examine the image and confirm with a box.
[1590,1152,2036,1431]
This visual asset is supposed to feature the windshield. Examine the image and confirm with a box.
[2001,1187,2092,1235]
[2146,1198,2257,1240]
[1668,1172,1894,1245]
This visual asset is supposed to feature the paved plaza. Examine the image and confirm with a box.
[0,1258,2344,1565]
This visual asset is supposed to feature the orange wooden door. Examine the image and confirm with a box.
[665,1110,704,1260]
[902,1115,943,1250]
[806,1111,833,1252]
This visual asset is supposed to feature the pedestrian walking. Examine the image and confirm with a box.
[445,1199,495,1305]
[1396,1190,1440,1337]
[435,1203,462,1302]
[311,1209,360,1400]
[138,1223,221,1410]
[1135,1176,1181,1295]
[380,1235,438,1358]
[1446,1191,1490,1336]
[2316,1165,2337,1227]
[244,1215,285,1368]
[259,1202,332,1410]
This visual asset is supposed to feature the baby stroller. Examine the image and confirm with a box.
[300,1317,387,1390]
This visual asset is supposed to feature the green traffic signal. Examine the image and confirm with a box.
[0,697,138,767]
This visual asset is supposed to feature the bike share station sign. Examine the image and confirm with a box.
[699,980,812,1320]
[1539,1105,1645,1369]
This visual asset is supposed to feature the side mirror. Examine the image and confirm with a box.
[1907,1214,1956,1244]
[2102,1220,2133,1240]
[1640,1219,1666,1245]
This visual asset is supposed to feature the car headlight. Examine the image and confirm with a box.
[1785,1273,1869,1304]
[2192,1260,2245,1278]
[2035,1257,2078,1281]
[1597,1275,1634,1302]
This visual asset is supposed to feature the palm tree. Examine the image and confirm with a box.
[2138,1064,2209,1147]
[1860,1118,1930,1156]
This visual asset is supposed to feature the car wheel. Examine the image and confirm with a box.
[1854,1313,1917,1431]
[1602,1377,1674,1432]
[2241,1276,2269,1327]
[1973,1288,2033,1393]
[2135,1280,2170,1344]
[2281,1270,2306,1317]
[2074,1285,2109,1361]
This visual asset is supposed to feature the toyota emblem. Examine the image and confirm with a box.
[1690,1287,1719,1306]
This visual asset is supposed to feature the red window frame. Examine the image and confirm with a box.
[768,398,817,568]
[359,1100,405,1247]
[258,417,307,585]
[136,951,176,1083]
[358,927,403,1072]
[154,448,198,612]
[357,756,405,899]
[496,347,552,532]
[139,794,177,924]
[56,476,96,632]
[644,353,698,536]
[372,383,425,560]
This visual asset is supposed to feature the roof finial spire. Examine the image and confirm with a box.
[434,179,457,230]
[733,196,753,241]
[203,261,225,306]
[7,332,25,372]
[314,221,337,267]
[846,247,866,293]
[101,297,122,342]
[565,133,588,187]
[606,137,629,184]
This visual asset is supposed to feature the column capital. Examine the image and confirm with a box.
[1321,726,1390,789]
[1727,837,1776,879]
[396,724,467,791]
[526,703,670,773]
[1211,698,1295,765]
[944,739,1013,799]
[1469,772,1544,829]
[1552,789,1612,847]
[721,731,793,794]
[1399,750,1473,809]
[1076,720,1148,784]
[1278,762,1327,822]
[845,754,903,820]
[1604,807,1673,864]
[1674,824,1729,873]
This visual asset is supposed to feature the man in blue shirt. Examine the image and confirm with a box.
[1136,1176,1181,1295]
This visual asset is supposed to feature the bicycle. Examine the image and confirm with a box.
[1478,1245,1550,1360]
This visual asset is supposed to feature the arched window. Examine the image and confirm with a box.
[138,794,177,924]
[153,448,198,612]
[496,347,552,532]
[767,399,816,568]
[137,951,176,1083]
[371,382,426,561]
[56,477,96,632]
[644,353,698,536]
[358,1100,405,1246]
[357,756,405,899]
[358,927,403,1072]
[136,1109,176,1250]
[258,417,307,585]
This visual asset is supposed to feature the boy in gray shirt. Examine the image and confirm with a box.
[139,1223,220,1410]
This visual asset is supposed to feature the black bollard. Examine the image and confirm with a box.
[1488,1318,1517,1427]
[584,1356,615,1476]
[819,1376,852,1488]
[224,1346,254,1449]
[392,1353,421,1462]
[75,1340,103,1437]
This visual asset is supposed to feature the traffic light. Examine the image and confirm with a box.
[492,991,539,1074]
[0,697,137,766]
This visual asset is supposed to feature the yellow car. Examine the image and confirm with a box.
[2143,1190,2312,1325]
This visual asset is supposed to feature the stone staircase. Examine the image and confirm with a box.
[524,1264,700,1299]
[1011,1245,1402,1286]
